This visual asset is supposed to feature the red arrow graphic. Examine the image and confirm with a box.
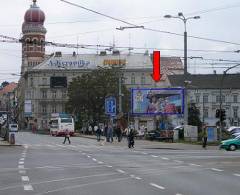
[152,51,161,82]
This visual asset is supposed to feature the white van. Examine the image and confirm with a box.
[9,124,18,132]
[49,113,74,136]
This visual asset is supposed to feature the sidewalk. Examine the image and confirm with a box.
[0,138,21,146]
[78,134,219,150]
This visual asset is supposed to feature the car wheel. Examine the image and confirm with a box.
[229,144,237,151]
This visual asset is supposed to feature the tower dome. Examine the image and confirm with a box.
[24,0,45,24]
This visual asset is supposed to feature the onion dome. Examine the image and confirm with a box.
[24,0,45,24]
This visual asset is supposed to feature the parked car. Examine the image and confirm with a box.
[173,125,184,139]
[9,123,18,132]
[226,126,240,133]
[146,130,174,142]
[220,135,240,151]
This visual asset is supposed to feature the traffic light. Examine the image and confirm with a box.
[220,109,226,122]
[215,109,220,118]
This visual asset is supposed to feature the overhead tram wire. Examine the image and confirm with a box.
[2,34,240,57]
[186,3,240,16]
[59,0,138,27]
[60,0,240,47]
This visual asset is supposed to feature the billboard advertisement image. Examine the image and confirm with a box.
[131,88,184,115]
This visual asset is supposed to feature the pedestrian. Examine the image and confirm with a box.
[88,125,93,135]
[96,125,101,142]
[108,124,113,143]
[63,129,71,144]
[128,128,135,148]
[116,126,122,142]
[202,124,208,149]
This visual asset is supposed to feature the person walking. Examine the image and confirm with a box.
[128,128,135,148]
[116,126,122,142]
[63,129,71,144]
[108,124,113,143]
[202,124,208,149]
[96,125,101,142]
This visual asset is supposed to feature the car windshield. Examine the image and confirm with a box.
[61,118,72,123]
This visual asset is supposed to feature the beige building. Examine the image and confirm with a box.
[18,0,183,130]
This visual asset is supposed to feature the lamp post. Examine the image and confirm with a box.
[219,63,240,140]
[164,12,200,127]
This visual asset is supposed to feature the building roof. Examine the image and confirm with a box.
[168,74,240,89]
[0,82,17,96]
[32,52,183,71]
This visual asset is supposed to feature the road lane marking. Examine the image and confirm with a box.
[116,169,125,173]
[142,152,148,155]
[174,160,183,163]
[161,157,169,160]
[151,155,158,158]
[87,155,91,158]
[150,183,165,190]
[211,168,223,172]
[134,177,142,180]
[19,170,26,174]
[21,176,29,182]
[97,161,104,164]
[18,165,24,169]
[176,193,183,195]
[233,173,240,177]
[18,161,24,165]
[92,158,97,161]
[24,185,33,191]
[106,165,113,168]
[189,163,201,167]
[20,158,25,161]
[33,177,130,194]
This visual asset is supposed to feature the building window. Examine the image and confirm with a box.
[52,91,57,99]
[216,95,220,103]
[29,78,33,87]
[203,95,208,103]
[27,91,31,99]
[216,95,225,103]
[141,74,145,85]
[42,78,47,85]
[233,95,238,103]
[196,95,200,103]
[131,74,135,85]
[42,105,47,113]
[222,95,225,103]
[233,107,238,118]
[62,90,67,98]
[41,90,47,99]
[32,104,34,112]
[52,105,56,113]
[203,108,208,118]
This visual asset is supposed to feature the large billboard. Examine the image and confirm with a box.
[131,88,184,115]
[50,77,67,88]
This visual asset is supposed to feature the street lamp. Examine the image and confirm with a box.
[164,12,200,127]
[219,63,240,140]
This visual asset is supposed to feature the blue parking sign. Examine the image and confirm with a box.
[105,97,116,116]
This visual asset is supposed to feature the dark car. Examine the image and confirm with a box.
[146,130,173,142]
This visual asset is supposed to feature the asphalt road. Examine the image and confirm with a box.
[0,132,240,195]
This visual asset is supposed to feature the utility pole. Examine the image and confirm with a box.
[164,12,200,127]
[118,74,122,113]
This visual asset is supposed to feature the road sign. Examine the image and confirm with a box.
[105,97,116,116]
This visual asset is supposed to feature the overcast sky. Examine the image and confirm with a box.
[0,0,240,82]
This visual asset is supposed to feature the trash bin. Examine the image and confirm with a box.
[9,132,15,145]
[173,130,179,141]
